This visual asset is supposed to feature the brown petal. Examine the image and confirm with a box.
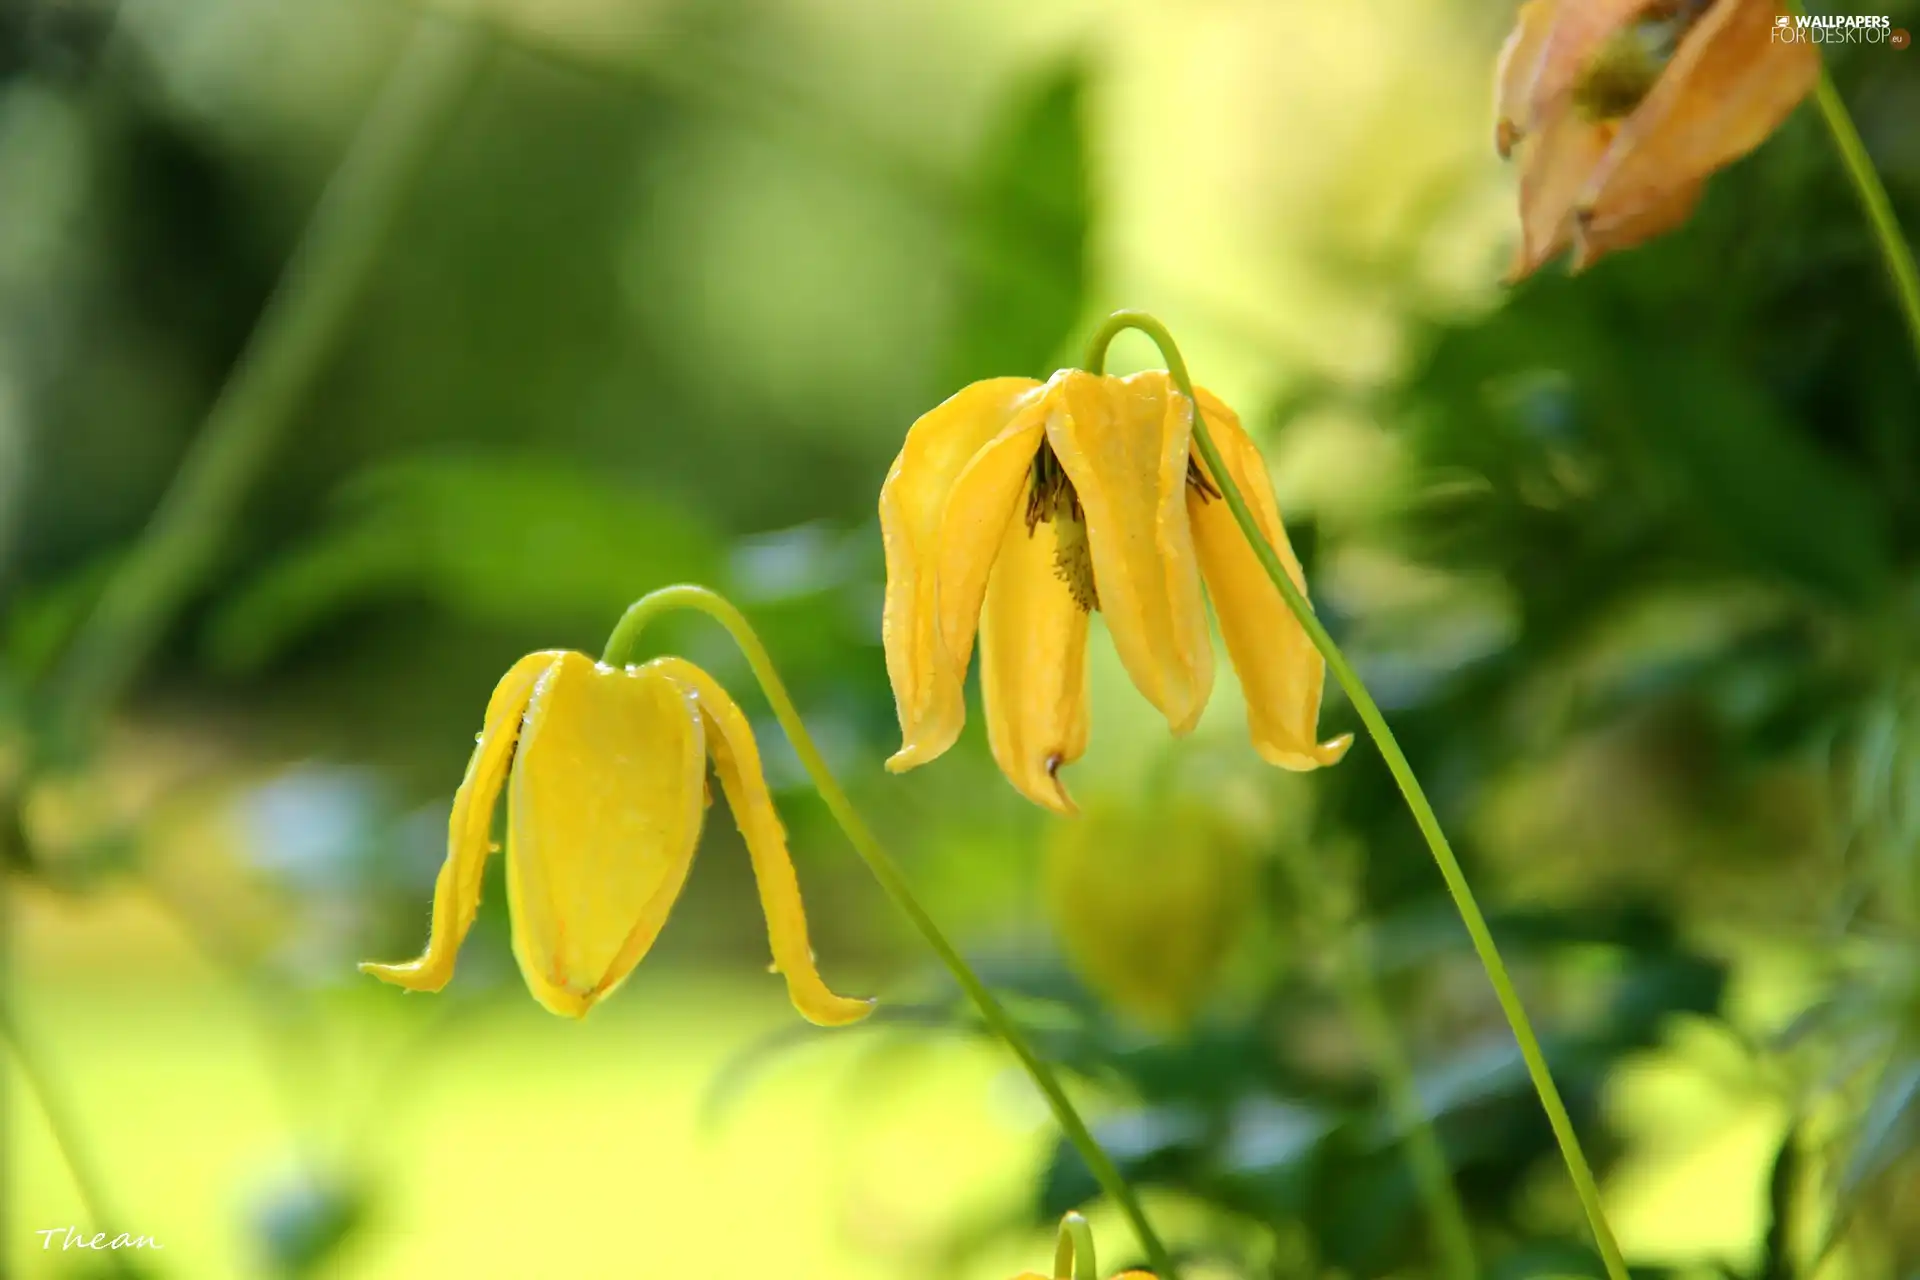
[1510,113,1615,280]
[1495,0,1559,156]
[1523,0,1661,125]
[1572,177,1705,269]
[1581,0,1818,241]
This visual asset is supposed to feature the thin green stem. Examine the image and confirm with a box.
[1274,844,1477,1280]
[46,14,490,745]
[1055,1211,1100,1280]
[1083,310,1629,1280]
[1793,10,1920,373]
[0,993,135,1276]
[601,586,1178,1280]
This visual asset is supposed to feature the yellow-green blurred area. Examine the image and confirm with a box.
[5,0,1920,1276]
[10,911,1037,1277]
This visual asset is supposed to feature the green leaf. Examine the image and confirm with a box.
[1,555,120,688]
[946,64,1089,385]
[204,453,722,670]
[1624,352,1890,606]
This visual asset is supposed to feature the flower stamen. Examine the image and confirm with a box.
[1024,441,1220,615]
[1025,440,1100,612]
[1024,438,1082,531]
[1572,0,1713,122]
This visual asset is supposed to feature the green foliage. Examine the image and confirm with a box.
[7,4,1920,1278]
[1001,901,1724,1277]
[946,63,1089,385]
[731,37,1920,1280]
[203,454,724,670]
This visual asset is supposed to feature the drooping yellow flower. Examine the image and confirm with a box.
[360,650,872,1025]
[1495,0,1818,278]
[881,370,1350,814]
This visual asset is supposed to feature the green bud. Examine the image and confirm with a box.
[1044,797,1254,1033]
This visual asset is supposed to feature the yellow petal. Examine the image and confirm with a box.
[360,650,561,993]
[978,506,1092,814]
[1188,390,1351,771]
[644,657,874,1027]
[505,653,707,1019]
[1047,371,1214,734]
[1510,111,1614,280]
[931,391,1055,686]
[1580,0,1817,251]
[1494,0,1558,156]
[881,377,1047,773]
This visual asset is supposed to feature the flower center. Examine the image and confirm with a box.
[1025,440,1100,612]
[1572,0,1712,122]
[1023,441,1222,615]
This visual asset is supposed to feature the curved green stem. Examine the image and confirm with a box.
[601,585,1178,1280]
[1794,10,1920,373]
[1055,1211,1100,1280]
[1273,843,1477,1280]
[0,994,135,1277]
[46,13,489,746]
[1083,310,1628,1280]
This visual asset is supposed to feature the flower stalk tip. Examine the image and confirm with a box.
[1009,1211,1155,1280]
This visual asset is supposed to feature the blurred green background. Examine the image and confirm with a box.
[4,0,1920,1276]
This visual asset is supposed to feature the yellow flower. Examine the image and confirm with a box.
[1012,1275,1156,1279]
[880,370,1350,814]
[1495,0,1818,278]
[360,650,872,1025]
